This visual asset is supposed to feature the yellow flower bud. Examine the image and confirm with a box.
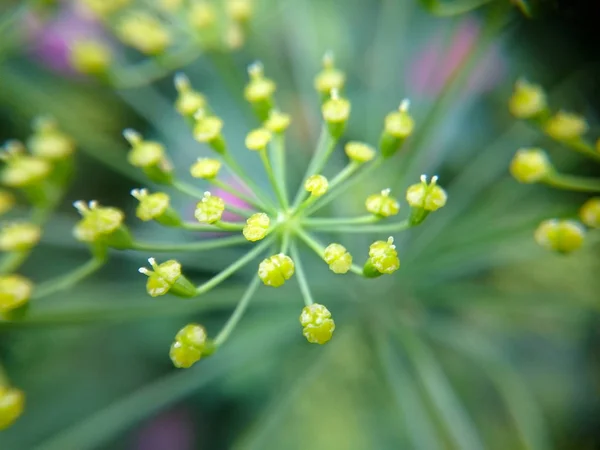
[225,22,245,50]
[175,323,207,349]
[534,219,585,254]
[72,200,128,247]
[579,197,600,228]
[139,258,196,297]
[116,12,171,55]
[159,0,183,12]
[0,386,25,430]
[1,141,51,188]
[322,89,350,138]
[130,189,171,222]
[27,117,75,161]
[170,340,202,368]
[345,141,375,163]
[244,62,276,104]
[124,130,165,168]
[0,275,32,313]
[406,175,447,212]
[169,323,208,368]
[365,188,399,217]
[0,222,41,252]
[323,243,352,274]
[174,74,207,117]
[305,174,329,197]
[258,253,295,287]
[227,0,252,23]
[245,128,272,151]
[189,1,217,31]
[0,190,15,216]
[314,52,346,96]
[380,100,414,158]
[193,112,225,153]
[508,79,547,119]
[69,40,111,75]
[509,148,552,183]
[82,0,131,16]
[264,110,291,133]
[190,158,221,179]
[544,111,588,141]
[195,192,225,224]
[364,237,400,276]
[299,304,335,344]
[243,213,270,241]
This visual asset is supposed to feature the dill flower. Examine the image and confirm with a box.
[510,148,552,183]
[579,197,600,228]
[508,79,547,119]
[226,0,253,23]
[534,219,585,254]
[322,89,351,138]
[72,200,131,248]
[195,192,225,224]
[189,1,217,31]
[264,110,291,133]
[380,100,414,158]
[27,117,75,161]
[124,129,173,183]
[243,213,270,241]
[0,222,42,252]
[345,141,376,163]
[258,254,295,287]
[544,111,588,141]
[190,158,222,179]
[0,142,51,188]
[174,74,207,117]
[0,190,15,216]
[299,304,335,344]
[193,111,226,153]
[69,40,112,75]
[0,274,33,314]
[305,175,329,197]
[170,324,208,368]
[314,52,346,96]
[0,386,25,430]
[82,0,131,17]
[138,258,195,298]
[245,128,272,151]
[244,62,276,120]
[323,243,352,274]
[364,237,400,277]
[116,12,171,55]
[131,189,180,226]
[365,188,399,217]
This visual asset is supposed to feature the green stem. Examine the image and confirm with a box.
[180,222,243,232]
[32,257,106,300]
[311,219,412,234]
[294,227,325,259]
[292,125,337,208]
[290,242,314,306]
[542,172,600,193]
[195,237,273,295]
[302,215,379,227]
[213,275,262,347]
[271,134,290,209]
[280,230,292,254]
[171,179,254,217]
[0,251,30,275]
[306,158,383,216]
[548,136,600,163]
[259,148,288,209]
[129,235,248,252]
[0,364,9,387]
[210,178,267,212]
[221,152,276,213]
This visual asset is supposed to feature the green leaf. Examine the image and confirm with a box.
[418,0,494,16]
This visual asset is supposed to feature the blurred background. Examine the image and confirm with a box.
[0,0,599,449]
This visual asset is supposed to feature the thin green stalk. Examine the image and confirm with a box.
[195,237,273,295]
[129,235,248,252]
[259,148,288,209]
[302,215,379,227]
[0,364,9,387]
[280,230,292,254]
[271,134,290,209]
[180,222,243,232]
[312,219,412,234]
[540,134,600,162]
[290,242,314,306]
[294,227,325,259]
[292,125,337,208]
[542,172,600,192]
[213,275,262,347]
[221,152,275,212]
[306,158,383,215]
[32,257,106,300]
[171,179,255,217]
[210,178,268,212]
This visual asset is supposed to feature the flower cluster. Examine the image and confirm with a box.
[508,79,600,254]
[69,0,255,86]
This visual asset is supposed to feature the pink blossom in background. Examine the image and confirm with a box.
[135,409,196,450]
[407,18,505,97]
[26,0,107,75]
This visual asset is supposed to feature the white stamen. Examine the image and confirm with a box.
[323,50,334,68]
[138,267,151,275]
[330,88,340,100]
[174,72,190,92]
[420,174,427,183]
[123,129,141,146]
[73,200,87,214]
[381,188,391,196]
[88,200,98,209]
[193,108,206,121]
[399,99,410,112]
[248,61,263,78]
[431,175,439,184]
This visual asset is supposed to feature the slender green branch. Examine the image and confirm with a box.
[32,257,106,300]
[559,139,600,162]
[294,227,325,258]
[195,237,273,295]
[180,222,244,232]
[213,275,262,347]
[0,251,30,275]
[280,230,292,254]
[129,235,248,252]
[210,178,267,212]
[542,172,600,193]
[270,134,290,209]
[0,363,9,387]
[290,242,314,306]
[306,158,383,215]
[302,215,379,227]
[292,125,337,208]
[311,219,412,234]
[259,148,288,209]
